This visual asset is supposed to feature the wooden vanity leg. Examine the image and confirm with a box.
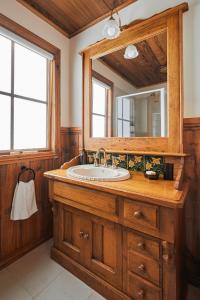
[162,241,177,300]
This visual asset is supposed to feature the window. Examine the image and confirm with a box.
[0,17,60,158]
[0,32,52,152]
[92,80,107,137]
[91,72,113,138]
[117,97,132,137]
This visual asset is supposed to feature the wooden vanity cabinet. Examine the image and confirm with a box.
[53,202,123,289]
[47,177,186,300]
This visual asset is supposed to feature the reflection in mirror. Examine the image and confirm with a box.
[91,31,167,138]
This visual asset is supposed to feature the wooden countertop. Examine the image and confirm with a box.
[44,169,189,208]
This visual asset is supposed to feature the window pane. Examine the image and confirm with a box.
[123,121,131,137]
[14,44,47,101]
[92,81,106,115]
[123,98,130,120]
[0,35,11,93]
[117,98,122,118]
[92,115,105,137]
[14,98,47,149]
[117,120,122,137]
[0,95,11,150]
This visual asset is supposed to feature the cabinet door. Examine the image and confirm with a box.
[53,203,122,289]
[53,203,91,266]
[89,216,122,289]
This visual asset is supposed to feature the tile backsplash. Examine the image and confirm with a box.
[86,151,165,174]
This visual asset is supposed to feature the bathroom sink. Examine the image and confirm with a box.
[67,164,130,182]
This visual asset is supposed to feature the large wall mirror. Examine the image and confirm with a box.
[82,3,188,154]
[91,31,167,138]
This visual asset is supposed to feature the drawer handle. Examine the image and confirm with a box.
[134,211,143,219]
[80,232,89,240]
[138,264,145,272]
[138,289,145,298]
[83,233,89,240]
[137,242,145,250]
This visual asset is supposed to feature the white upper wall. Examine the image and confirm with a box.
[0,0,70,127]
[92,59,136,95]
[70,0,200,127]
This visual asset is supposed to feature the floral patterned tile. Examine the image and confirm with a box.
[111,154,127,169]
[105,153,112,166]
[86,152,165,174]
[144,156,164,174]
[87,152,95,164]
[127,155,144,172]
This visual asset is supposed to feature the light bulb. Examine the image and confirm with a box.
[103,16,120,40]
[124,45,139,59]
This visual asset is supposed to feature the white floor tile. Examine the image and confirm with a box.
[0,268,32,300]
[37,270,93,300]
[6,241,64,298]
[11,256,63,297]
[87,291,106,300]
[34,271,77,300]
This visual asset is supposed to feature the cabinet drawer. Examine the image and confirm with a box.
[123,199,159,231]
[53,182,117,218]
[127,272,160,300]
[128,251,160,286]
[127,231,160,261]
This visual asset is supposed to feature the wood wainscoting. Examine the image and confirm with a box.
[0,157,60,269]
[60,127,82,164]
[184,118,200,257]
[0,127,81,269]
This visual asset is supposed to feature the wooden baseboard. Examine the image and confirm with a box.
[0,235,52,270]
[51,247,130,300]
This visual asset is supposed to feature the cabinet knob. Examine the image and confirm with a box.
[83,233,89,240]
[138,264,145,272]
[137,289,145,298]
[137,242,145,250]
[79,231,84,238]
[134,211,143,219]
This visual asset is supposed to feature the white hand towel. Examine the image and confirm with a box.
[10,179,38,220]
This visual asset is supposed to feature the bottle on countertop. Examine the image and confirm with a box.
[163,163,174,180]
[80,149,87,165]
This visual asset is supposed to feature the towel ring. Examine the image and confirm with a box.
[17,166,35,183]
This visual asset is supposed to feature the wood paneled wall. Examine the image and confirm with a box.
[184,118,200,258]
[0,127,81,269]
[0,157,60,269]
[60,127,82,163]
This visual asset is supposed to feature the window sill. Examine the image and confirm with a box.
[0,151,59,165]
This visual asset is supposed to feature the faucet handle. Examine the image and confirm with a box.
[112,156,119,169]
[103,158,108,167]
[94,156,99,167]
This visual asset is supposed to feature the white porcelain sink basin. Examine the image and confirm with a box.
[67,164,130,182]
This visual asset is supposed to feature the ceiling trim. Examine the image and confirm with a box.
[17,0,137,39]
[17,0,70,37]
[99,58,137,88]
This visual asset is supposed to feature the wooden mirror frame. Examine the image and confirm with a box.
[82,3,188,155]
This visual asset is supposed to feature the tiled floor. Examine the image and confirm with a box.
[0,240,105,300]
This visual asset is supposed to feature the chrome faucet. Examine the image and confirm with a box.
[94,148,107,167]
